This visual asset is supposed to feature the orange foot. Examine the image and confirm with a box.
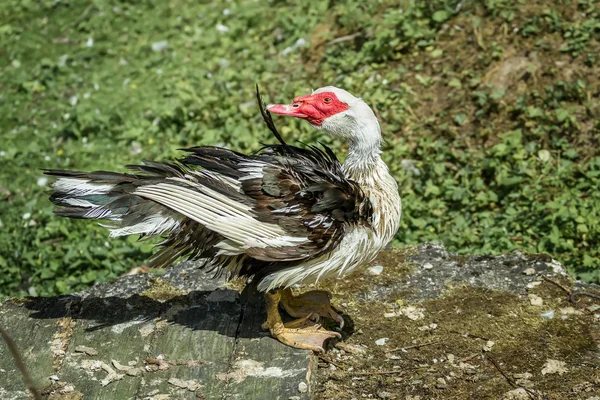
[280,288,345,328]
[263,291,341,352]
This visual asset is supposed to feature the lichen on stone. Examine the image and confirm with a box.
[139,278,187,303]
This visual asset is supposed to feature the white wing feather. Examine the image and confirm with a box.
[134,181,309,253]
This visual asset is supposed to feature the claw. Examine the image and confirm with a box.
[284,313,320,329]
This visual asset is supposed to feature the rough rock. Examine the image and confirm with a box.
[0,260,313,400]
[1,244,599,400]
[315,244,600,399]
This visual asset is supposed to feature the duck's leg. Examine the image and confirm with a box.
[262,290,341,353]
[280,288,345,328]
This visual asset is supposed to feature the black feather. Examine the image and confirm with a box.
[256,84,288,148]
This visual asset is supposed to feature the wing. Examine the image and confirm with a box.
[173,143,373,264]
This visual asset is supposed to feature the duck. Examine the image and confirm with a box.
[45,86,402,352]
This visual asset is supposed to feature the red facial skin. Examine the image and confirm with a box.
[267,92,349,126]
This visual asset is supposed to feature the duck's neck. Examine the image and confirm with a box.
[340,115,401,242]
[342,122,387,186]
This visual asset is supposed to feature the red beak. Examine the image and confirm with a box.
[266,103,308,119]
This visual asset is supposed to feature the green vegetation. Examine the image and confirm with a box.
[0,0,598,298]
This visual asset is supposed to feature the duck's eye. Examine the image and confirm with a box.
[323,97,332,104]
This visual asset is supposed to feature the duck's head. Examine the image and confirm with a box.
[267,86,380,146]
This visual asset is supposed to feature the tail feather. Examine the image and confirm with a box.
[44,168,183,237]
[45,165,225,269]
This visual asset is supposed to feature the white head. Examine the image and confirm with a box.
[267,86,382,150]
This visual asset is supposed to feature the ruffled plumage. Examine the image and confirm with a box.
[45,88,376,290]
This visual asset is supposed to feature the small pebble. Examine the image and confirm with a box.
[528,294,543,306]
[399,306,425,320]
[74,345,98,356]
[423,263,433,270]
[482,340,495,352]
[375,338,389,346]
[366,265,384,275]
[502,388,530,400]
[335,342,366,354]
[297,381,308,393]
[540,310,555,319]
[541,359,568,375]
[523,268,536,275]
[559,307,583,316]
[526,281,542,289]
[513,372,533,379]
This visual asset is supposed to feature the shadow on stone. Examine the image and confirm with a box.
[22,289,270,339]
[2,267,317,399]
[23,289,355,344]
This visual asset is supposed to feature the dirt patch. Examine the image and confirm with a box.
[385,3,600,149]
[314,247,600,399]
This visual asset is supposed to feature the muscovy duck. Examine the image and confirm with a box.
[46,86,402,352]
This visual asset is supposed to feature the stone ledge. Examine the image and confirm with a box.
[1,244,599,400]
[0,261,314,400]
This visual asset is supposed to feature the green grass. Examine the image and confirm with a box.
[1,0,599,298]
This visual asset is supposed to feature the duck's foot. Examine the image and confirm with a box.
[280,288,345,328]
[271,320,341,353]
[263,291,341,352]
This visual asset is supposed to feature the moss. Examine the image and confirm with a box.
[224,276,247,293]
[315,253,600,399]
[52,317,75,371]
[139,278,187,303]
[5,297,31,306]
[323,248,413,304]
